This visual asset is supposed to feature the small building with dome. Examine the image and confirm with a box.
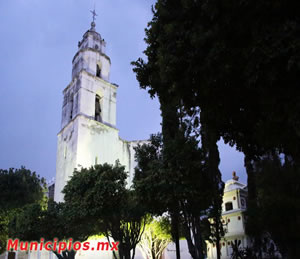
[206,172,251,259]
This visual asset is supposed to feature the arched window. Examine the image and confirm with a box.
[225,202,233,211]
[96,64,101,78]
[95,95,102,122]
[69,94,74,120]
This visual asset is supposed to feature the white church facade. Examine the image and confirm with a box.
[54,19,144,202]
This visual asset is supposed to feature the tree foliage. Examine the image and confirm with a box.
[138,217,172,259]
[134,133,222,259]
[0,167,45,211]
[133,0,300,160]
[132,0,227,257]
[0,214,8,254]
[246,152,300,258]
[133,0,300,257]
[62,162,147,259]
[9,200,95,259]
[0,167,45,254]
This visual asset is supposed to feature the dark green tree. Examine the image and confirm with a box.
[9,200,95,259]
[246,152,300,258]
[134,0,300,160]
[132,0,300,257]
[132,1,225,257]
[200,118,225,259]
[62,162,147,259]
[0,167,45,253]
[0,214,8,254]
[134,133,220,259]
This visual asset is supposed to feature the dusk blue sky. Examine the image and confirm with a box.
[0,0,247,184]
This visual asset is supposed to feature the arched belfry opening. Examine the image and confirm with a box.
[96,64,101,78]
[69,94,74,120]
[95,94,102,122]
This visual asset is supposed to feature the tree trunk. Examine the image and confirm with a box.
[118,243,131,259]
[244,153,262,255]
[106,234,119,259]
[200,110,224,259]
[159,95,181,259]
[171,212,181,259]
[183,223,197,259]
[131,245,136,259]
[182,212,205,259]
[215,217,221,259]
[244,154,257,210]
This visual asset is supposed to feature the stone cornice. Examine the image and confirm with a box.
[57,113,118,136]
[72,47,111,64]
[62,69,118,93]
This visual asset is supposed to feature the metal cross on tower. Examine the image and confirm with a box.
[90,7,97,23]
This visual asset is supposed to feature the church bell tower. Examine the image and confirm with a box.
[54,13,137,202]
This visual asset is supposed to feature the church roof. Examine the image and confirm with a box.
[224,179,247,193]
